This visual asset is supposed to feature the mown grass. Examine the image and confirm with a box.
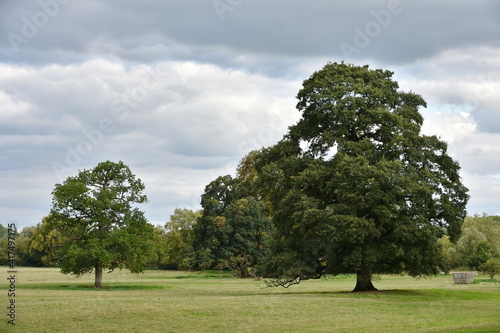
[2,267,499,332]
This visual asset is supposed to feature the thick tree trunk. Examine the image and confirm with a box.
[94,262,103,289]
[353,270,377,292]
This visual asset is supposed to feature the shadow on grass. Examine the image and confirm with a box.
[233,289,429,298]
[22,284,171,291]
[268,288,499,301]
[258,289,430,297]
[239,287,499,303]
[148,272,237,280]
[474,278,499,284]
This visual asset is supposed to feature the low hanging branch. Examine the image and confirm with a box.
[263,277,302,289]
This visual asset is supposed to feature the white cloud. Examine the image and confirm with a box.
[395,46,500,133]
[0,59,301,228]
[422,111,500,176]
[0,90,31,118]
[391,46,500,215]
[461,172,500,216]
[421,111,476,145]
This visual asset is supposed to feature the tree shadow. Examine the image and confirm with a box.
[22,284,170,291]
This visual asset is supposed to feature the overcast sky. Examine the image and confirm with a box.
[1,0,499,230]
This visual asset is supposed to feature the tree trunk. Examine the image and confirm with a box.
[94,262,103,289]
[353,269,377,292]
[239,265,250,278]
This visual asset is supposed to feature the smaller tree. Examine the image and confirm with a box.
[0,236,9,265]
[192,175,272,277]
[438,236,454,274]
[15,226,45,267]
[480,258,500,279]
[149,225,170,269]
[45,161,155,288]
[163,208,200,269]
[468,241,492,270]
[29,218,63,267]
[439,215,500,270]
[0,226,18,266]
[0,224,7,238]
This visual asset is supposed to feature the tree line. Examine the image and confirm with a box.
[2,212,498,276]
[2,63,498,290]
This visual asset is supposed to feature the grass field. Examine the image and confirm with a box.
[2,267,499,332]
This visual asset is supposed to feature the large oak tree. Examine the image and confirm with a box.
[46,161,155,288]
[255,63,469,291]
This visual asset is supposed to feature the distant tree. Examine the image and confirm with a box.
[163,208,201,269]
[255,63,469,291]
[453,226,488,267]
[468,241,492,270]
[44,161,155,288]
[0,237,8,265]
[462,215,500,257]
[438,235,454,274]
[15,226,44,267]
[192,175,272,277]
[480,258,500,279]
[148,225,170,269]
[29,218,63,267]
[192,175,237,270]
[0,224,7,238]
[0,225,18,265]
[446,215,500,269]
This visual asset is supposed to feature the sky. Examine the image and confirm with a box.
[1,0,499,230]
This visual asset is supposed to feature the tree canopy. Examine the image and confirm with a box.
[439,214,500,271]
[191,175,273,277]
[254,62,469,291]
[43,160,155,288]
[163,208,201,270]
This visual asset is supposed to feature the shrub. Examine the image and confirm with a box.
[480,258,500,279]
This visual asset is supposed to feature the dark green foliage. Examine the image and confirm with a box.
[192,175,273,277]
[44,161,155,288]
[255,63,469,291]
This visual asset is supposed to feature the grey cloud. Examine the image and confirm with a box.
[2,1,499,74]
[0,59,299,228]
[472,107,500,133]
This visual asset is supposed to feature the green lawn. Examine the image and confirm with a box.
[2,267,499,332]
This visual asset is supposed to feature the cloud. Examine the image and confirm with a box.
[0,59,301,228]
[395,46,500,134]
[461,172,500,216]
[2,1,499,73]
[421,112,500,176]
